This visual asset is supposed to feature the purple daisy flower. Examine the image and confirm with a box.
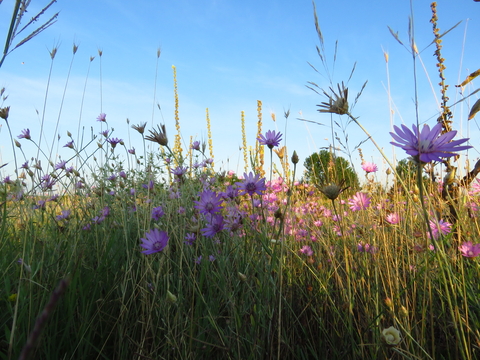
[18,129,31,140]
[201,214,225,238]
[238,172,267,197]
[191,141,201,151]
[140,228,169,255]
[390,123,471,163]
[64,140,74,149]
[184,232,196,245]
[107,137,122,148]
[171,166,188,178]
[428,218,451,240]
[40,174,56,190]
[102,206,110,217]
[299,245,314,256]
[92,215,105,225]
[220,185,239,200]
[56,209,71,221]
[151,206,165,221]
[55,160,67,170]
[97,113,107,122]
[257,130,282,149]
[33,199,46,210]
[142,180,155,191]
[194,190,223,215]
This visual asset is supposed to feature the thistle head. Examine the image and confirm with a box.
[317,82,349,115]
[145,124,168,146]
[318,180,349,201]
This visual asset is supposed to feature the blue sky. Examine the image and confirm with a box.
[1,0,479,181]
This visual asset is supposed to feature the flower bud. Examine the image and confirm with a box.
[237,272,247,282]
[399,305,408,317]
[166,290,177,303]
[291,150,299,165]
[274,208,284,220]
[384,297,393,310]
[0,106,10,120]
[381,326,401,346]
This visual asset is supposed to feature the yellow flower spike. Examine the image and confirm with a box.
[241,111,248,173]
[172,65,182,164]
[206,108,214,166]
[256,100,265,177]
[8,293,17,302]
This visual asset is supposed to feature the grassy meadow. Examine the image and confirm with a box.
[2,2,480,360]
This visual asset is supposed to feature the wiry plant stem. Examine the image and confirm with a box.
[18,277,69,360]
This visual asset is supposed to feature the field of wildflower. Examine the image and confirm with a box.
[2,2,480,360]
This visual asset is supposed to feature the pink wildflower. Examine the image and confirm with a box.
[348,192,371,211]
[459,241,480,258]
[361,162,378,173]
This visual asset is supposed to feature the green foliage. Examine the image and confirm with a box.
[303,149,359,188]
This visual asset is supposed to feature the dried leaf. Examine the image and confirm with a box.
[456,69,480,88]
[468,98,480,120]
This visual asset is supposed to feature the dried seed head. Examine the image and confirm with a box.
[0,106,10,120]
[131,122,147,135]
[49,47,58,59]
[274,208,284,220]
[145,124,168,146]
[273,146,285,160]
[318,180,349,201]
[318,82,349,115]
